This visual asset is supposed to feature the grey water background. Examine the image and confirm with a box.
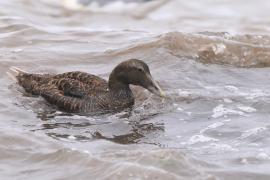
[1,0,270,179]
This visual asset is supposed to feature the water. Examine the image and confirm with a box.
[1,0,270,179]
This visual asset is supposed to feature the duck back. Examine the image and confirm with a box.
[10,69,134,113]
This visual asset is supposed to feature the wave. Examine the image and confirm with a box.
[0,128,215,180]
[108,31,270,67]
[59,0,169,18]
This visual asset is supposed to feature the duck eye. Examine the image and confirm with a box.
[138,68,143,72]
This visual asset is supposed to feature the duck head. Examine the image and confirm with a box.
[109,59,165,97]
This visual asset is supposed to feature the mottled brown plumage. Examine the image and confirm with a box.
[9,59,165,114]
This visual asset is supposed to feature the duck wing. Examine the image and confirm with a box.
[9,68,110,112]
[41,78,110,112]
[53,71,108,93]
[49,78,93,98]
[39,83,88,112]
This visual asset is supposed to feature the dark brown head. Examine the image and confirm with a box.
[109,59,165,97]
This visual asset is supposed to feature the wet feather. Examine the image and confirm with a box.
[8,59,164,113]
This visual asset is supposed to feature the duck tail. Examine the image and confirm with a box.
[7,66,28,82]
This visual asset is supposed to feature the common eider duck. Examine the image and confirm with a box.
[8,59,165,113]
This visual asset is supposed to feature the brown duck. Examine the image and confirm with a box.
[8,59,165,113]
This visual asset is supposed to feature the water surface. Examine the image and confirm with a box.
[1,0,270,179]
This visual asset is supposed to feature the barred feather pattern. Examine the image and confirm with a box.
[15,71,134,113]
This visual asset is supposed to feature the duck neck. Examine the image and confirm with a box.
[108,75,133,99]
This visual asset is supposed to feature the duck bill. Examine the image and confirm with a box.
[146,75,166,98]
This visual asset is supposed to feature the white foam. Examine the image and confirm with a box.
[207,122,225,129]
[178,89,191,97]
[244,89,267,100]
[61,0,167,17]
[200,121,225,134]
[188,135,218,145]
[240,158,248,164]
[177,107,183,111]
[208,143,238,152]
[71,148,78,151]
[212,104,245,118]
[62,0,138,12]
[237,106,257,113]
[82,150,90,154]
[256,152,269,160]
[240,127,267,139]
[200,120,229,137]
[224,119,231,122]
[213,43,226,55]
[62,0,85,10]
[224,85,239,92]
[68,135,76,140]
[11,49,23,53]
